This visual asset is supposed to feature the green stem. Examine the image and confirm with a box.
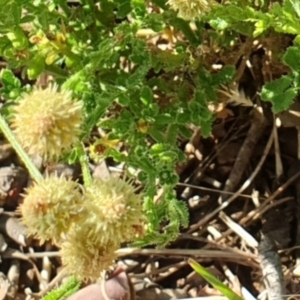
[78,142,92,186]
[0,114,43,182]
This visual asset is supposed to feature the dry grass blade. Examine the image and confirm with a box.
[219,212,258,248]
[219,85,253,107]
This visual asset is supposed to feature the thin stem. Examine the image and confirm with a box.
[78,142,92,186]
[0,114,43,182]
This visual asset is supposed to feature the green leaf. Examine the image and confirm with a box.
[86,90,117,134]
[253,19,269,37]
[115,0,132,18]
[176,110,190,124]
[117,93,130,106]
[270,1,300,34]
[0,0,22,27]
[169,18,199,45]
[211,66,236,85]
[200,118,213,137]
[289,0,300,18]
[166,123,178,144]
[20,14,35,23]
[283,46,300,71]
[107,148,128,162]
[140,86,153,105]
[0,69,21,88]
[131,0,146,16]
[261,75,298,112]
[209,17,229,30]
[62,70,88,93]
[27,55,46,80]
[167,197,189,227]
[6,26,29,50]
[150,0,166,9]
[188,259,244,300]
[148,128,165,142]
[178,125,192,139]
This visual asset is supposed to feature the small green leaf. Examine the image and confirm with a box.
[211,65,236,85]
[118,94,130,106]
[20,14,35,23]
[140,86,153,105]
[167,198,189,227]
[116,0,132,17]
[131,0,146,16]
[150,143,165,154]
[176,110,190,124]
[200,118,213,137]
[209,18,229,30]
[148,128,165,142]
[6,26,28,50]
[0,69,21,88]
[150,0,166,9]
[178,125,192,139]
[283,46,300,71]
[289,0,300,18]
[261,75,298,112]
[170,18,199,45]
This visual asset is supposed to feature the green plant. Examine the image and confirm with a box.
[188,258,244,300]
[0,0,233,247]
[0,0,299,293]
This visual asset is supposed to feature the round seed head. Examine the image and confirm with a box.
[167,0,215,20]
[11,84,83,160]
[18,176,83,244]
[60,225,118,281]
[84,177,146,244]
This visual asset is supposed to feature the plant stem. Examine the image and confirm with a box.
[0,114,43,182]
[78,142,92,186]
